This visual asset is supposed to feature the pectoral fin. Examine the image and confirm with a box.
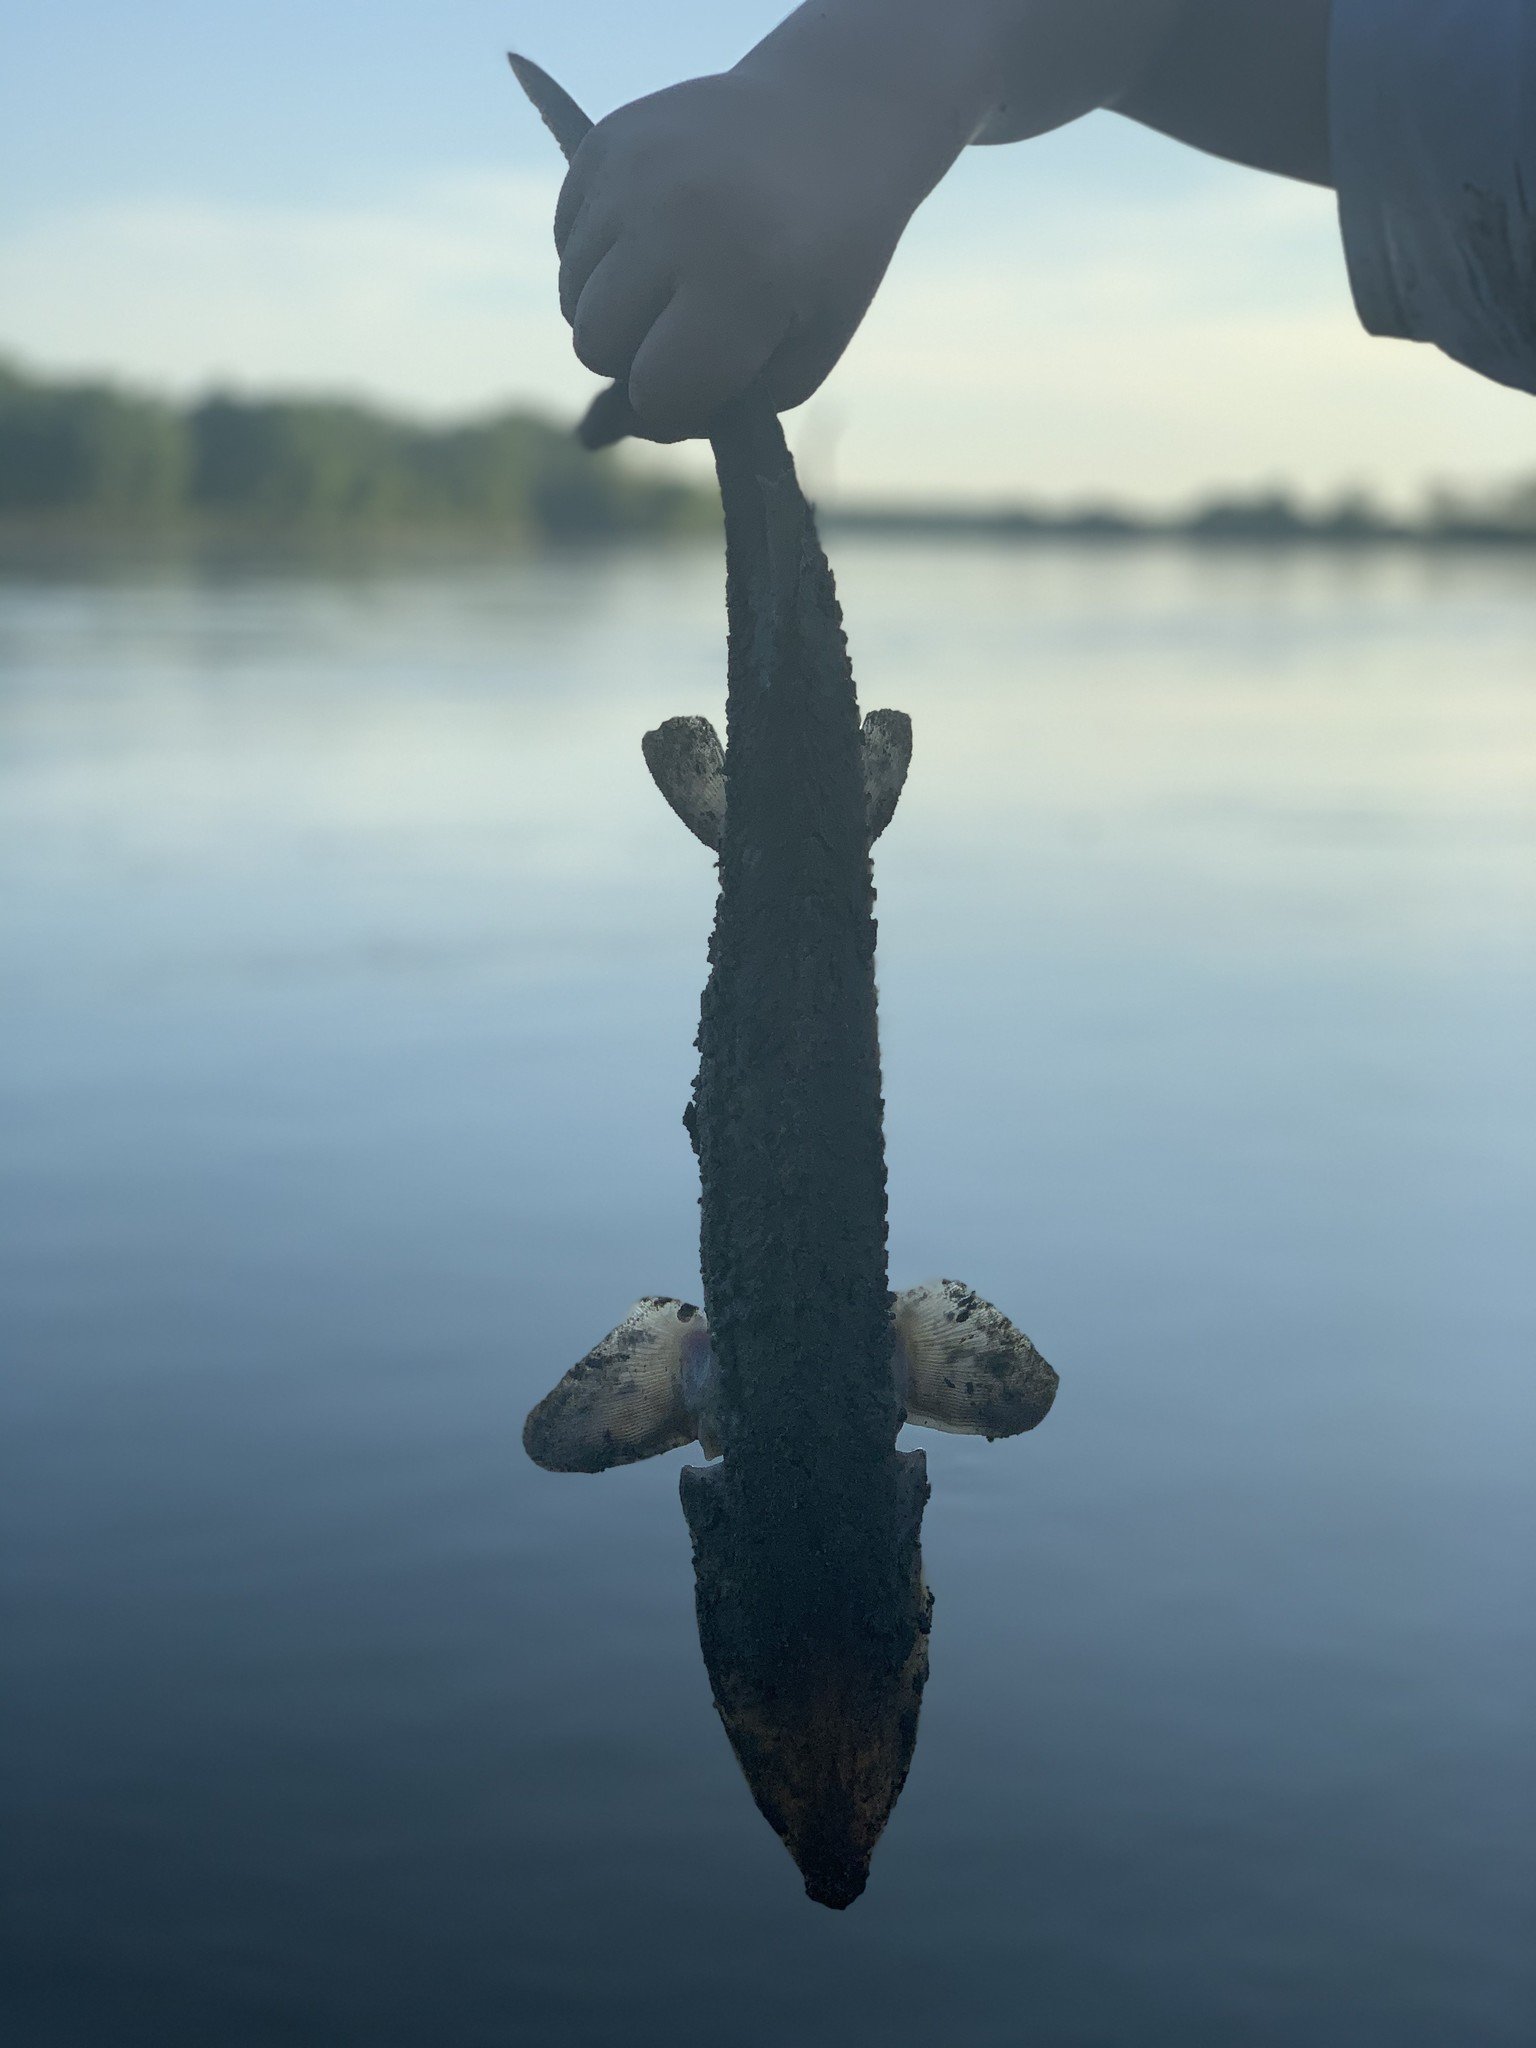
[861,710,912,843]
[643,709,911,851]
[642,717,727,851]
[525,1282,1054,1468]
[893,1280,1057,1439]
[523,1297,715,1472]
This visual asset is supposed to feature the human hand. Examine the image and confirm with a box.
[545,0,1201,441]
[551,64,959,442]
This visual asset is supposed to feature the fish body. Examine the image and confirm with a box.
[678,404,930,1907]
[511,56,1055,1909]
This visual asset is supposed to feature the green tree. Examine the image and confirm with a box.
[0,364,190,523]
[189,395,412,528]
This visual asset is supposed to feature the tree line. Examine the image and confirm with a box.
[0,358,711,541]
[4,355,1532,547]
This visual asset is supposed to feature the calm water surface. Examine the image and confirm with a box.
[2,542,1533,2046]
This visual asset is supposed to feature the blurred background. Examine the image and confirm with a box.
[7,0,1536,512]
[2,7,1534,2046]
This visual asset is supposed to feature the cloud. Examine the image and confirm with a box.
[0,169,591,422]
[2,151,1533,503]
[812,152,1536,504]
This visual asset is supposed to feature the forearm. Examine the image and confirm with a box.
[734,1,1187,180]
[545,0,1337,438]
[1113,0,1334,186]
[733,0,1332,186]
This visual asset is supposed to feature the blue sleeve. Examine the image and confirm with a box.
[1331,0,1536,394]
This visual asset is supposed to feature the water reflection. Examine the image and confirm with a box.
[4,536,1533,2040]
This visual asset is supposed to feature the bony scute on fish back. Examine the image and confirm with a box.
[523,1281,1054,1469]
[522,1297,714,1473]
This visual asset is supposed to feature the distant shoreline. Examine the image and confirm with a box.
[6,512,1536,567]
[4,352,1534,551]
[821,502,1536,549]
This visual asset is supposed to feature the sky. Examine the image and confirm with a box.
[3,1,1534,507]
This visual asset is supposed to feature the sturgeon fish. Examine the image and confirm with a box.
[512,57,1058,1908]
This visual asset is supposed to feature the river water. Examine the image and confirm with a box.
[2,540,1533,2046]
